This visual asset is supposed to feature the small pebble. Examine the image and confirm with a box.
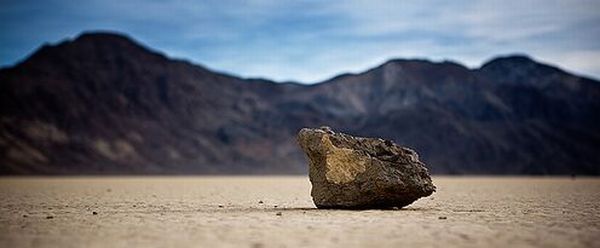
[276,212,282,216]
[22,214,28,218]
[273,205,278,208]
[92,211,98,215]
[46,216,54,219]
[439,216,447,220]
[218,205,224,208]
[258,200,264,204]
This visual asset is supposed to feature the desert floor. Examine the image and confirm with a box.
[0,176,598,248]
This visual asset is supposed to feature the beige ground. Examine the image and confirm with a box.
[0,176,598,248]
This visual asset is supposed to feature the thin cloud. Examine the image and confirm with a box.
[0,0,598,83]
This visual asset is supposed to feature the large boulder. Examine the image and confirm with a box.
[297,126,436,209]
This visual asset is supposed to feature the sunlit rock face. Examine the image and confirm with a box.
[297,126,436,209]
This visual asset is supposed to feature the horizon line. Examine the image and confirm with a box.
[3,30,599,84]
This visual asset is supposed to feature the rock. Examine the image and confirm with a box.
[297,126,436,209]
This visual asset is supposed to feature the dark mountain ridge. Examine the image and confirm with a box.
[1,32,599,175]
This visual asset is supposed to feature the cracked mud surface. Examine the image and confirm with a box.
[0,176,598,248]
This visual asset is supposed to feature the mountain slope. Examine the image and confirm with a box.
[1,32,599,174]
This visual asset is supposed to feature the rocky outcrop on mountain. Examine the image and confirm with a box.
[297,127,435,209]
[0,32,599,175]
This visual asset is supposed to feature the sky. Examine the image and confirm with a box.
[0,0,599,83]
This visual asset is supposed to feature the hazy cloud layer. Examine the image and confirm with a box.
[1,0,599,83]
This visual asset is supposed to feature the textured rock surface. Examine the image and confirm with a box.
[297,127,436,209]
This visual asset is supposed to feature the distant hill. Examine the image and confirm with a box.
[1,32,599,175]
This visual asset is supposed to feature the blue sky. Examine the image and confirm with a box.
[1,0,599,83]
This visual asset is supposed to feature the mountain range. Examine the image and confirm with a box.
[1,32,599,175]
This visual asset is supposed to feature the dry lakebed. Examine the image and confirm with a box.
[0,176,599,248]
